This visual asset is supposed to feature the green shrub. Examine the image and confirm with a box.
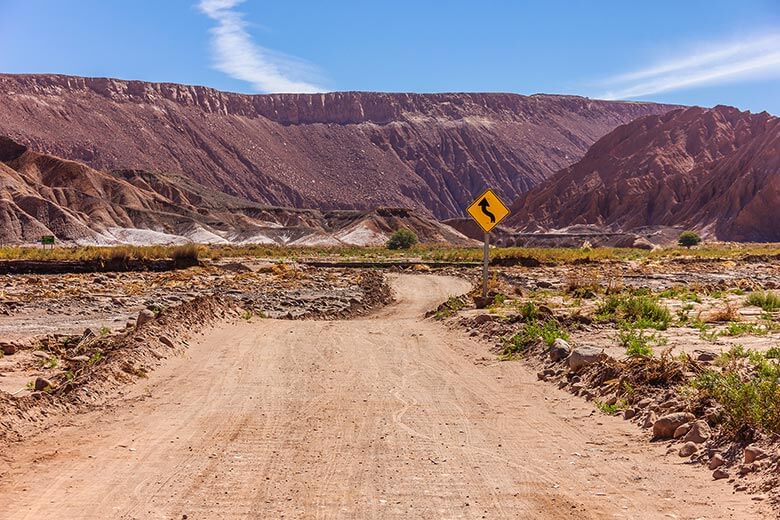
[746,291,780,312]
[618,325,665,357]
[434,296,465,319]
[386,229,419,250]
[722,322,768,337]
[691,352,780,433]
[502,319,569,357]
[596,293,671,330]
[518,301,538,321]
[678,231,702,248]
[765,346,780,359]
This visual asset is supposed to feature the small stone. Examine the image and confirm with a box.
[694,350,718,362]
[33,377,51,391]
[642,411,658,429]
[566,346,606,372]
[673,423,692,439]
[136,309,156,328]
[549,338,570,362]
[653,412,696,439]
[712,468,729,480]
[744,445,768,464]
[682,420,711,444]
[679,442,698,457]
[68,355,90,363]
[623,408,637,420]
[708,453,725,470]
[0,342,16,355]
[159,336,175,348]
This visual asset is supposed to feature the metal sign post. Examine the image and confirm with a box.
[466,188,510,301]
[482,232,490,298]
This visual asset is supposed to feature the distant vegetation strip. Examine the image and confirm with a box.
[0,243,779,264]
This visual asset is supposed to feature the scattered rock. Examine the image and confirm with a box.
[33,377,51,391]
[744,445,768,464]
[694,350,718,363]
[653,412,696,439]
[682,420,711,444]
[566,346,606,372]
[68,355,90,363]
[0,342,16,355]
[673,423,691,439]
[549,338,570,362]
[136,309,156,328]
[642,411,657,429]
[623,408,637,420]
[473,314,494,325]
[708,453,724,470]
[712,468,729,480]
[159,335,175,348]
[679,442,698,457]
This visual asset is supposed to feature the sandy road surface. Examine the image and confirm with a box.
[0,275,767,519]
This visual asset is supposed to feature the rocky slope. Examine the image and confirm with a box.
[509,106,780,242]
[0,137,473,245]
[0,74,675,219]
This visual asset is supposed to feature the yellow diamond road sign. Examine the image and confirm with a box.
[466,188,510,233]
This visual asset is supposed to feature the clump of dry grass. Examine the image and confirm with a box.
[699,301,741,323]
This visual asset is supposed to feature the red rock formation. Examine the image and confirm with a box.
[509,106,780,242]
[0,137,474,245]
[0,74,675,219]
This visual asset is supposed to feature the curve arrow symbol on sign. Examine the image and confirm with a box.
[478,198,496,223]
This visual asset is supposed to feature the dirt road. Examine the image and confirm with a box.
[0,275,766,519]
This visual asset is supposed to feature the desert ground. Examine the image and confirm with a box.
[0,247,778,519]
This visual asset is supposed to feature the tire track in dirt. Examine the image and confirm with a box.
[0,274,767,519]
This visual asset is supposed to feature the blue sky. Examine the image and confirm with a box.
[1,0,778,114]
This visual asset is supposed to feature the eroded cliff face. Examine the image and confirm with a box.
[0,136,476,245]
[509,106,780,242]
[0,74,676,219]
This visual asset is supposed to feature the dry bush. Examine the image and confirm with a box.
[700,301,741,323]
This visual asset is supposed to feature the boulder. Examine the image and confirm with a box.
[566,346,606,372]
[136,309,156,328]
[549,338,571,362]
[653,412,696,439]
[682,420,711,444]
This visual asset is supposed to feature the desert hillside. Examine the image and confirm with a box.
[509,105,780,242]
[0,74,676,219]
[0,136,473,246]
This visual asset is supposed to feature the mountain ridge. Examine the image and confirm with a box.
[0,73,678,219]
[508,105,780,241]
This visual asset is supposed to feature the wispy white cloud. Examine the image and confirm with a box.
[197,0,324,93]
[599,33,780,99]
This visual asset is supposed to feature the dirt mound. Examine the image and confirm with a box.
[0,74,677,219]
[508,106,780,242]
